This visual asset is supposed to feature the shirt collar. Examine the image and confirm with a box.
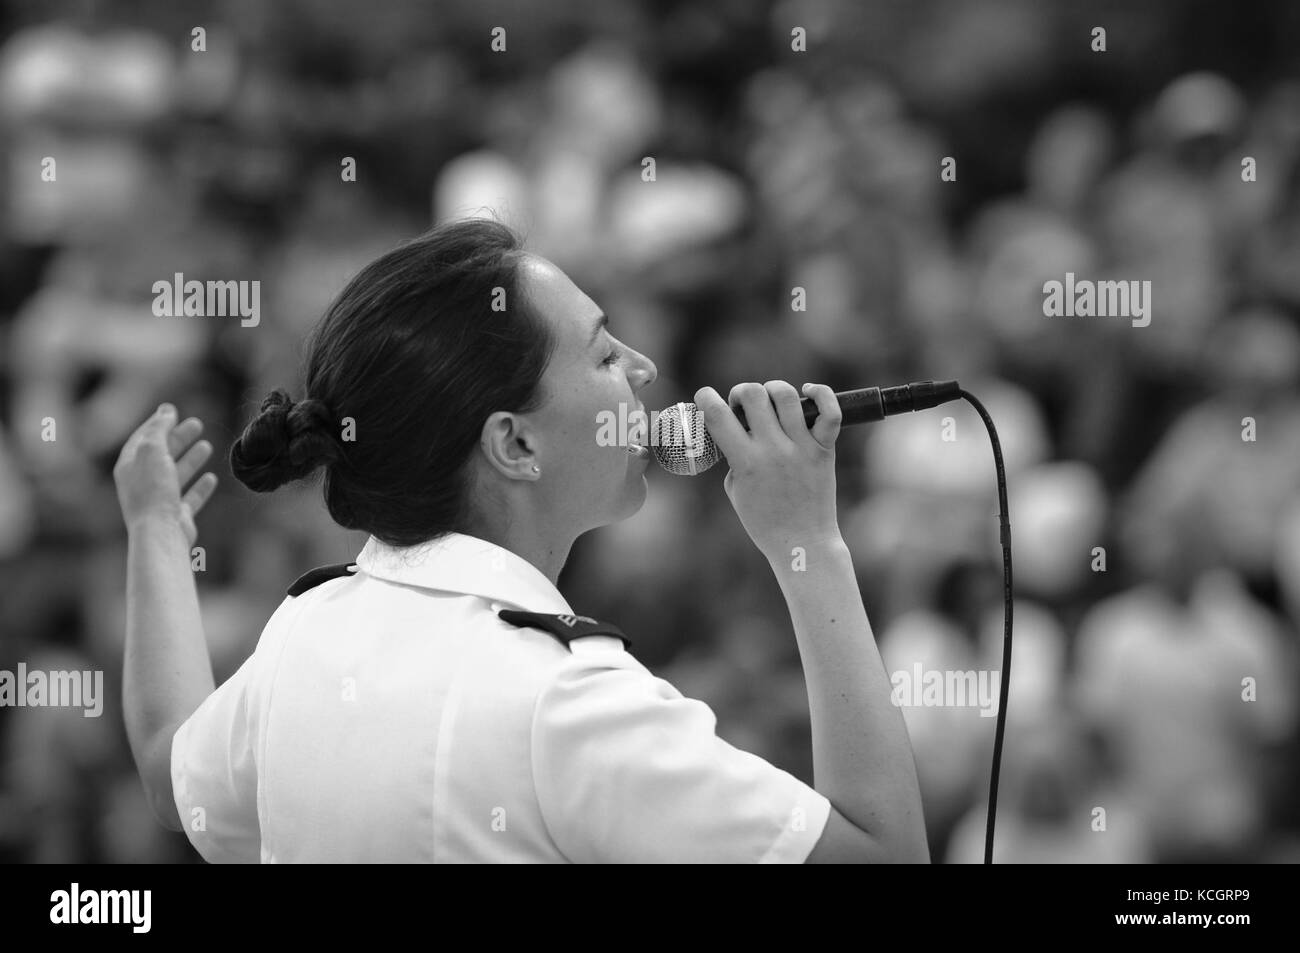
[353,531,574,615]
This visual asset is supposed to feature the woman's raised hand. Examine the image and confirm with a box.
[113,404,218,546]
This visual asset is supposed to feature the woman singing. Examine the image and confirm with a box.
[113,218,929,863]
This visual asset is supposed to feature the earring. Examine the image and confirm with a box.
[531,464,540,474]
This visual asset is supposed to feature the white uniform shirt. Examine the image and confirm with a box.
[170,531,831,863]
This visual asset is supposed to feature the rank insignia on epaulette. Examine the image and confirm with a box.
[497,609,632,652]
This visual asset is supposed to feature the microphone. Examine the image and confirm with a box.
[649,379,962,475]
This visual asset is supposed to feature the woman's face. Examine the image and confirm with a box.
[513,254,659,531]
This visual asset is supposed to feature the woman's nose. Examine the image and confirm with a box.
[632,350,658,389]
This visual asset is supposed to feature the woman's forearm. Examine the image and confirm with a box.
[123,513,215,829]
[770,537,929,861]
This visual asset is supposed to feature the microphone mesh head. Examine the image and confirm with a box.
[650,402,721,476]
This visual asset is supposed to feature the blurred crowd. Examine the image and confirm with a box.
[1,0,1297,863]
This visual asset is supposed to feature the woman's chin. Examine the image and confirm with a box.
[617,475,649,518]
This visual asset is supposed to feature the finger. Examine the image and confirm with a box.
[764,380,814,448]
[146,403,178,438]
[728,381,783,443]
[167,417,205,458]
[803,383,842,449]
[693,386,749,462]
[175,438,214,488]
[118,403,175,461]
[181,471,218,516]
[138,404,181,455]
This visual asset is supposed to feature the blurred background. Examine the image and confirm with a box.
[1,0,1298,863]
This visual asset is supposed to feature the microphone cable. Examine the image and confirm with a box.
[957,388,1013,865]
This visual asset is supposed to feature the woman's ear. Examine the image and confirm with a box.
[479,411,542,481]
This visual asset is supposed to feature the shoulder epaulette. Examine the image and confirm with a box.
[287,562,358,597]
[497,609,632,652]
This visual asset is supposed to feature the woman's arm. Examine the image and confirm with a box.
[114,404,219,831]
[694,381,930,863]
[769,538,930,863]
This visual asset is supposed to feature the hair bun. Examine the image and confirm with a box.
[230,388,342,492]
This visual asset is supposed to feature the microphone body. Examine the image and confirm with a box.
[730,380,962,430]
[650,379,961,476]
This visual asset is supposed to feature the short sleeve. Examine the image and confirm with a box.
[530,641,831,863]
[170,655,261,863]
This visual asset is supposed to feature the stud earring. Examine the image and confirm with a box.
[531,464,540,474]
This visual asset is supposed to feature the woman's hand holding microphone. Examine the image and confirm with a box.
[692,379,930,862]
[692,381,845,564]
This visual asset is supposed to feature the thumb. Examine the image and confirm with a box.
[144,403,178,441]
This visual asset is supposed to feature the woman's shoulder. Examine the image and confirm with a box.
[268,558,649,686]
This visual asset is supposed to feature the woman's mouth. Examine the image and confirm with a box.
[627,404,650,460]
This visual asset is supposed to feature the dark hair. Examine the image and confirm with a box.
[230,218,555,546]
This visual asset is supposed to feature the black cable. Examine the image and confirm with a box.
[958,389,1013,865]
